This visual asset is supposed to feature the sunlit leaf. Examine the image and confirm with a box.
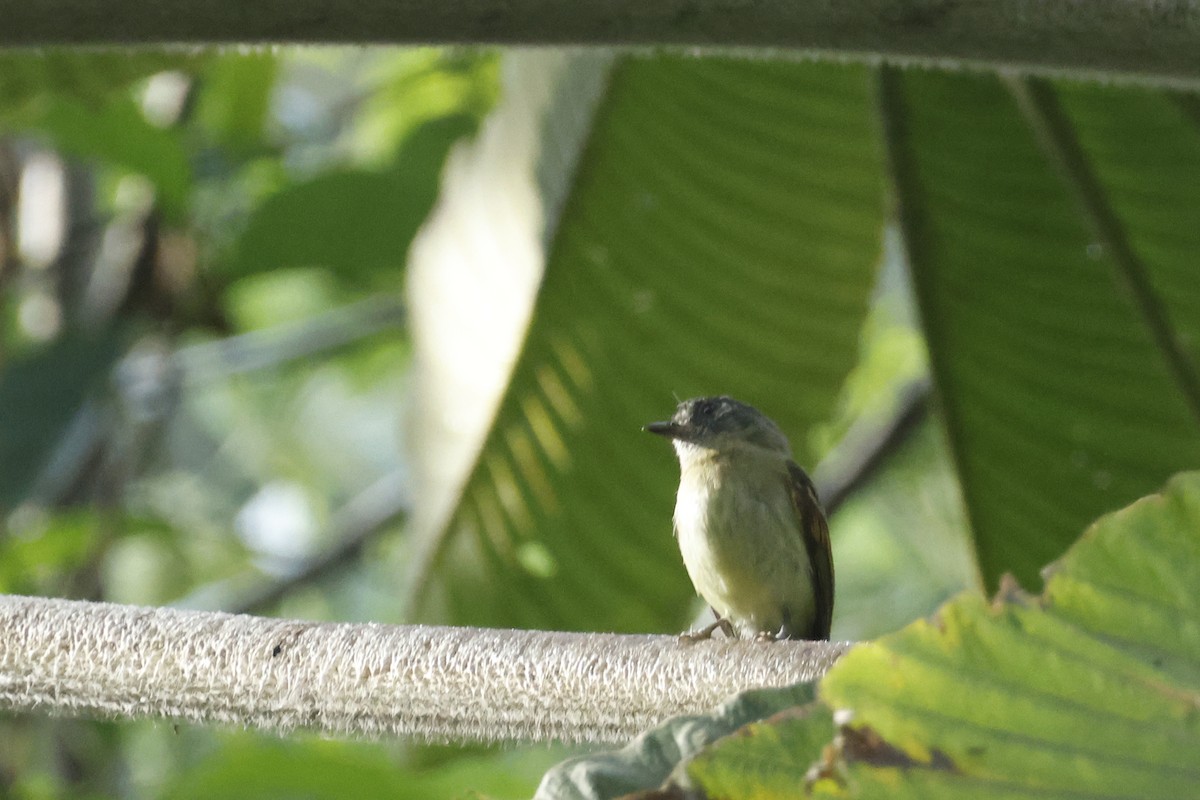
[814,470,1200,799]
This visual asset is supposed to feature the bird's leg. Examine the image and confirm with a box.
[679,617,736,643]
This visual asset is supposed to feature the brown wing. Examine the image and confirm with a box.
[785,460,834,639]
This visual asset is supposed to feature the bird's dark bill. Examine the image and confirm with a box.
[643,420,679,437]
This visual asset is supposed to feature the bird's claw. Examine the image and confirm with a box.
[678,618,735,643]
[754,623,789,643]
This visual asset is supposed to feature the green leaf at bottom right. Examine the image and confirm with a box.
[812,469,1200,799]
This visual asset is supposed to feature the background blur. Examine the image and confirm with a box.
[3,47,1196,798]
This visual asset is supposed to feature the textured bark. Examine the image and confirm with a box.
[0,594,848,743]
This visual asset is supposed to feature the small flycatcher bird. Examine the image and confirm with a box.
[645,396,833,641]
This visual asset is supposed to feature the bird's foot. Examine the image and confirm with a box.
[678,618,735,643]
[754,623,790,643]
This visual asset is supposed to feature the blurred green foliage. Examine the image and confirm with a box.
[0,331,123,510]
[0,48,533,800]
[0,52,209,118]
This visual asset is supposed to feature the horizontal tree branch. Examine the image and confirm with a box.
[2,1,1200,87]
[0,594,849,743]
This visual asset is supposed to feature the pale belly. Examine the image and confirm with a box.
[674,459,815,638]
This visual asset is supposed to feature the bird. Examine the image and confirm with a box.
[645,396,833,641]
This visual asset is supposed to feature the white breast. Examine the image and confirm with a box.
[672,447,815,637]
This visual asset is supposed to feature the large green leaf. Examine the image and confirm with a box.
[811,470,1200,799]
[405,55,886,633]
[1055,84,1200,370]
[883,69,1200,593]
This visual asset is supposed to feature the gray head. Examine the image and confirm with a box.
[644,396,791,457]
